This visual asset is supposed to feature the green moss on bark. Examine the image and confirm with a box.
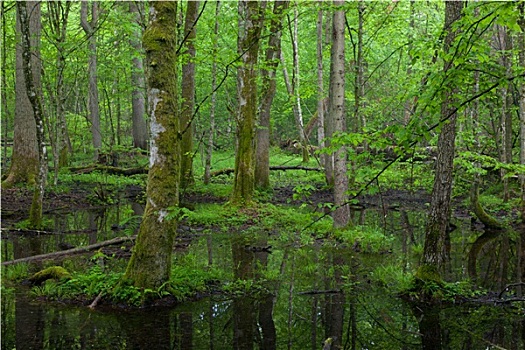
[29,266,71,285]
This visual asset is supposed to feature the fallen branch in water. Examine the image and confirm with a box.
[1,235,137,266]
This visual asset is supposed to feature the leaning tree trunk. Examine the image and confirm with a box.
[129,1,148,151]
[180,0,199,189]
[231,0,263,205]
[80,1,101,160]
[421,1,464,276]
[255,0,288,190]
[2,1,40,189]
[328,0,350,229]
[124,2,180,291]
[17,1,47,229]
[204,1,220,186]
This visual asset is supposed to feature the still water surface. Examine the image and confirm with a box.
[1,202,523,349]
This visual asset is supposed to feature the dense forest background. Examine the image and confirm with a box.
[1,0,525,290]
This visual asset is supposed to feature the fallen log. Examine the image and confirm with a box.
[68,165,148,176]
[211,165,322,177]
[1,235,136,266]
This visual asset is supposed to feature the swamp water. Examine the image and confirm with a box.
[1,202,524,349]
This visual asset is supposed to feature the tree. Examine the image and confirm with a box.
[421,1,464,275]
[204,1,220,186]
[2,2,40,189]
[16,1,47,228]
[231,0,264,204]
[328,0,350,229]
[255,0,289,190]
[80,1,102,160]
[124,2,180,290]
[180,1,199,189]
[316,3,329,185]
[129,1,148,150]
[519,3,525,221]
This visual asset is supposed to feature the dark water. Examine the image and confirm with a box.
[2,204,524,349]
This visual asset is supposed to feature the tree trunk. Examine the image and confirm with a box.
[16,1,47,229]
[2,2,40,189]
[124,2,180,291]
[329,1,350,229]
[180,1,199,189]
[316,5,329,185]
[231,0,263,205]
[422,1,464,275]
[129,1,148,151]
[353,0,366,133]
[204,1,220,186]
[519,3,525,220]
[255,0,288,190]
[80,1,101,160]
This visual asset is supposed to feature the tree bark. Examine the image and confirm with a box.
[328,1,350,229]
[2,2,40,189]
[519,3,525,221]
[129,1,148,150]
[180,1,199,188]
[124,2,180,290]
[316,4,329,185]
[255,0,288,190]
[16,1,47,229]
[422,1,464,275]
[204,1,220,186]
[231,0,263,205]
[80,1,101,160]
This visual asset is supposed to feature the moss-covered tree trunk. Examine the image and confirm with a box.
[180,0,199,189]
[124,2,180,290]
[421,1,464,276]
[231,0,263,205]
[17,1,47,229]
[255,1,288,190]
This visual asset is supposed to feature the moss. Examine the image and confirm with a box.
[470,181,504,229]
[28,266,71,286]
[414,264,443,285]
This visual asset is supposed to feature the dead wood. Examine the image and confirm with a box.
[68,165,147,176]
[211,165,322,177]
[1,235,136,266]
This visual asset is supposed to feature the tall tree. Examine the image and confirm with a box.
[124,2,180,290]
[45,0,72,186]
[519,3,525,221]
[421,1,464,275]
[16,1,47,228]
[255,0,289,190]
[80,1,102,160]
[316,3,329,184]
[180,1,199,188]
[231,0,264,204]
[328,0,350,228]
[129,1,148,150]
[204,1,220,186]
[2,2,40,188]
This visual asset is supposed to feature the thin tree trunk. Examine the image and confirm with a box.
[231,1,263,205]
[256,0,288,189]
[354,0,366,133]
[81,1,101,160]
[329,0,349,229]
[316,5,329,185]
[17,1,47,229]
[204,1,221,185]
[1,2,8,171]
[422,1,464,275]
[124,2,180,290]
[180,1,199,189]
[129,1,148,150]
[519,3,525,221]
